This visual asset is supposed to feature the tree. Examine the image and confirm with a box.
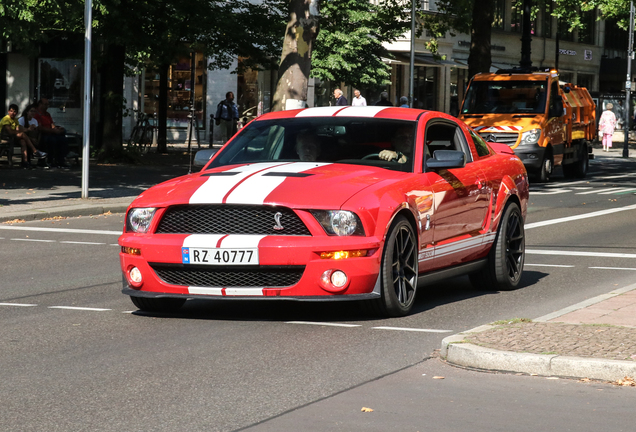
[311,0,409,87]
[271,0,321,111]
[1,0,282,156]
[270,0,410,111]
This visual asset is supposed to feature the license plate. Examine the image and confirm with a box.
[181,247,259,265]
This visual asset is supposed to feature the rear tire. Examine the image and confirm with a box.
[470,202,525,291]
[130,296,186,313]
[372,216,418,317]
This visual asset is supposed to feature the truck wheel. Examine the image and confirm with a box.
[572,143,589,178]
[469,202,525,291]
[537,153,553,183]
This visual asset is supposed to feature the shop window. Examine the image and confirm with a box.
[143,52,207,129]
[511,0,537,34]
[578,9,596,45]
[450,67,468,117]
[493,0,505,30]
[414,66,437,110]
[542,1,553,38]
[38,58,83,133]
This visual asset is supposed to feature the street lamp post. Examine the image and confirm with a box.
[625,1,634,158]
[408,0,415,108]
[81,0,92,198]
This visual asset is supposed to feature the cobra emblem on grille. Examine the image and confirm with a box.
[273,212,284,231]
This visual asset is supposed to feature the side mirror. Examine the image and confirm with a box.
[193,149,218,167]
[425,150,466,170]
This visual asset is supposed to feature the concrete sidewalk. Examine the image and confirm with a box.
[2,145,636,383]
[442,283,636,382]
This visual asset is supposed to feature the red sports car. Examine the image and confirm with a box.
[119,106,529,317]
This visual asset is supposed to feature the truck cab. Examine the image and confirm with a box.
[459,70,595,182]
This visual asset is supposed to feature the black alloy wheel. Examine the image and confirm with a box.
[378,216,418,316]
[470,202,525,291]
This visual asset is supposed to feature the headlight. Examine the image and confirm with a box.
[520,129,541,145]
[126,208,157,233]
[311,210,365,236]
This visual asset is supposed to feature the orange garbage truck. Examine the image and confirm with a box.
[459,69,596,182]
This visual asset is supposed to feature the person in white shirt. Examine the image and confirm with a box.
[351,89,367,107]
[18,104,40,146]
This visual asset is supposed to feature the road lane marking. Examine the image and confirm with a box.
[0,226,121,235]
[48,306,112,311]
[525,203,636,229]
[11,238,56,243]
[372,326,453,333]
[526,249,636,258]
[59,241,106,245]
[524,264,575,268]
[286,321,361,327]
[0,302,38,307]
[589,266,636,271]
[575,187,624,195]
[598,188,636,195]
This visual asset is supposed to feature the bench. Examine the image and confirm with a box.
[0,134,17,166]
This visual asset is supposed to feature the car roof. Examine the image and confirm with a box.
[257,106,427,122]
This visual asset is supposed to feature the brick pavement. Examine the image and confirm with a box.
[464,289,636,363]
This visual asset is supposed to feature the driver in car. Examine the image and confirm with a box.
[379,125,413,163]
[295,132,322,162]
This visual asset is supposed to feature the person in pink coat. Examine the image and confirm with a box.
[599,103,617,152]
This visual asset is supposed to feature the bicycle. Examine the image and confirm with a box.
[128,112,155,152]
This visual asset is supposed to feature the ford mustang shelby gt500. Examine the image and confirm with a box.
[119,106,529,317]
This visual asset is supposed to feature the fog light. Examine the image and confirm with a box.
[331,270,347,288]
[129,267,142,284]
[319,269,350,293]
[121,246,141,255]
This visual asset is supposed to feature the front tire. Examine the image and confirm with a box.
[130,296,186,313]
[374,216,418,317]
[537,152,553,183]
[470,202,525,291]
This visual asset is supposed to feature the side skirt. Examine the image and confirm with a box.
[417,259,487,287]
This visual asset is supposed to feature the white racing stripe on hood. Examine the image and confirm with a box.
[335,106,389,117]
[226,162,331,204]
[296,106,343,117]
[189,163,285,204]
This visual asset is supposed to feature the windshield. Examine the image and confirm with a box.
[462,80,548,114]
[207,117,416,172]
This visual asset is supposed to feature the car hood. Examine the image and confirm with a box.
[130,162,408,209]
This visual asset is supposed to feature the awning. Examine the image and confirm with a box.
[388,52,462,67]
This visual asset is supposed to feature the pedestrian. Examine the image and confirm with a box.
[375,91,393,107]
[34,98,71,168]
[351,89,366,107]
[19,104,40,147]
[399,96,409,108]
[1,103,47,169]
[215,91,240,143]
[598,103,617,152]
[334,89,348,106]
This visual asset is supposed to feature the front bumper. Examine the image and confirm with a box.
[119,233,383,299]
[511,143,546,172]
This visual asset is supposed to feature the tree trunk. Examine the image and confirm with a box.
[98,44,125,159]
[467,0,495,80]
[157,63,169,154]
[272,0,320,112]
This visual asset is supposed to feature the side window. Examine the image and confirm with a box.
[549,81,562,118]
[423,122,470,170]
[469,129,491,157]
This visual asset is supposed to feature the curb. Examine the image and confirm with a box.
[441,328,636,381]
[0,201,132,223]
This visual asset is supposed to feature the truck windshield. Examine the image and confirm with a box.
[462,80,548,114]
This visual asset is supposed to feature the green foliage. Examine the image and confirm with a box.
[310,0,410,87]
[1,0,283,72]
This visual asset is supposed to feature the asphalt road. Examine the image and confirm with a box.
[1,155,635,431]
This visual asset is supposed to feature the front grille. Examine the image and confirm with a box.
[152,264,304,288]
[479,132,519,146]
[156,205,311,236]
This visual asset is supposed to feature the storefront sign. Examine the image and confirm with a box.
[559,49,577,56]
[584,50,592,61]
